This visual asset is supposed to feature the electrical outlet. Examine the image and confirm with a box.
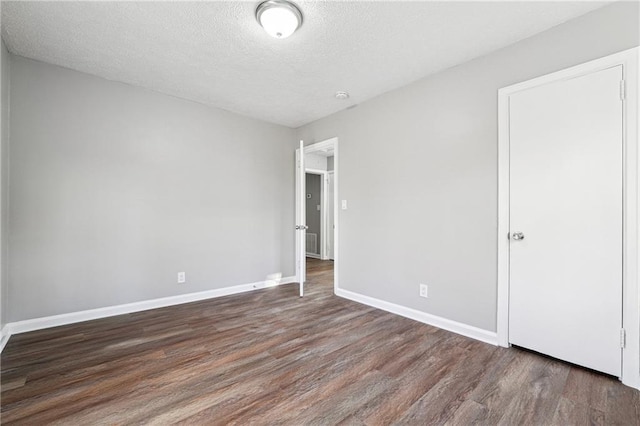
[177,272,186,284]
[419,284,428,298]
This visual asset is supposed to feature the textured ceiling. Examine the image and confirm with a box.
[2,1,609,128]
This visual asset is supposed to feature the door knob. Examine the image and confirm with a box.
[511,232,525,241]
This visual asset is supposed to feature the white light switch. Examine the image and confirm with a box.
[341,200,348,210]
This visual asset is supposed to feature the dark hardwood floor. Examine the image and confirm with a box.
[1,258,639,424]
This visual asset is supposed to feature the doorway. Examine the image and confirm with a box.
[304,171,326,260]
[497,48,639,387]
[295,138,338,297]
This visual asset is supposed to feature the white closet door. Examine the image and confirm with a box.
[509,65,623,376]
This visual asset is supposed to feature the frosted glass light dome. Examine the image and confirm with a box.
[256,0,303,39]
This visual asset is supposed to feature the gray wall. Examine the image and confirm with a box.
[305,153,327,171]
[305,173,321,254]
[8,55,295,322]
[296,1,640,332]
[1,39,9,329]
[327,156,334,172]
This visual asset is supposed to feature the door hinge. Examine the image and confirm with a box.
[620,80,626,101]
[620,329,626,349]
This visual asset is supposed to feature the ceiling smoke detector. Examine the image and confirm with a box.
[335,91,350,100]
[256,0,303,39]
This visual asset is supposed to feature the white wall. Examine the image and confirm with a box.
[296,1,639,332]
[8,55,295,322]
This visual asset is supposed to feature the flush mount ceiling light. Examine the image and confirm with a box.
[256,0,303,39]
[335,91,350,100]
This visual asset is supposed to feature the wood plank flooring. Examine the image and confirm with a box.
[1,258,639,424]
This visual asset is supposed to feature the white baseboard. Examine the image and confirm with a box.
[622,373,640,391]
[306,253,322,259]
[0,276,295,351]
[335,288,498,346]
[0,324,10,353]
[1,279,496,354]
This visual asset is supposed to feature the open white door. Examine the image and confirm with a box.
[295,140,306,296]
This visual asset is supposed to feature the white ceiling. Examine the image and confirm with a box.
[1,1,609,128]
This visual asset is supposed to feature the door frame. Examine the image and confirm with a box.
[497,47,639,388]
[304,168,328,260]
[298,137,339,292]
[327,170,335,260]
